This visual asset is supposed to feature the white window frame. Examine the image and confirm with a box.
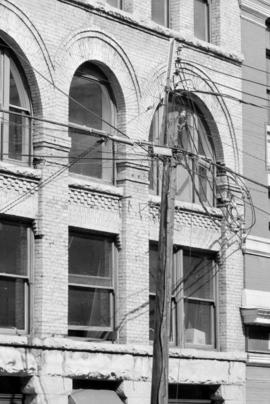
[106,0,123,9]
[0,47,31,165]
[194,0,211,42]
[149,244,217,349]
[69,64,117,183]
[151,0,170,27]
[68,229,116,339]
[0,219,32,335]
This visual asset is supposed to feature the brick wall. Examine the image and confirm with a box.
[0,0,245,402]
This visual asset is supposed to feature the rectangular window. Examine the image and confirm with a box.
[247,326,270,353]
[106,0,122,9]
[149,243,216,348]
[194,0,210,42]
[151,0,169,27]
[0,220,31,333]
[68,230,116,339]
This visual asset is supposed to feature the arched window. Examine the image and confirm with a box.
[194,0,210,42]
[149,94,216,206]
[69,63,117,182]
[0,44,31,164]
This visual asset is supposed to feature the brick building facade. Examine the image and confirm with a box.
[0,1,247,403]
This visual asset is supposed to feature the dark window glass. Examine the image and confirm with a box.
[106,0,122,8]
[152,0,168,26]
[69,234,112,285]
[0,278,25,329]
[149,244,216,347]
[0,222,28,276]
[0,221,29,331]
[68,231,114,339]
[0,48,31,164]
[69,63,116,180]
[9,70,21,107]
[183,254,213,299]
[69,287,111,328]
[247,326,270,353]
[194,0,210,42]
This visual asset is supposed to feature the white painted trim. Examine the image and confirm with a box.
[242,289,270,309]
[241,13,266,28]
[248,353,270,364]
[241,0,270,19]
[268,173,270,186]
[245,235,270,257]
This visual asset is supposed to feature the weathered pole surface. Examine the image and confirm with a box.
[150,38,177,404]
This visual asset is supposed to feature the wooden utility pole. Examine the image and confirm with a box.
[150,38,177,404]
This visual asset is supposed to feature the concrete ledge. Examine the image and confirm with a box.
[0,335,246,362]
[69,177,123,196]
[0,161,41,180]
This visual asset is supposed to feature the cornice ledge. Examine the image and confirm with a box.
[57,0,243,64]
[244,235,270,257]
[69,177,124,197]
[241,0,270,19]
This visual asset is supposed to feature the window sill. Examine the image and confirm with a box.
[149,194,222,217]
[69,175,123,197]
[0,160,41,180]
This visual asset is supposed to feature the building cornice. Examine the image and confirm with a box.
[58,0,243,64]
[244,235,270,257]
[241,0,270,20]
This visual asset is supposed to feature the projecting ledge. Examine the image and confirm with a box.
[240,307,270,326]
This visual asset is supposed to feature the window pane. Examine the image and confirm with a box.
[152,0,167,26]
[69,234,112,283]
[9,70,21,107]
[0,278,25,329]
[69,64,115,179]
[149,295,175,342]
[8,110,29,161]
[247,326,270,352]
[183,253,214,299]
[176,161,193,202]
[69,287,111,328]
[194,0,209,41]
[149,245,159,293]
[69,131,103,178]
[149,295,156,340]
[70,76,103,130]
[184,300,213,345]
[106,0,120,7]
[0,222,28,276]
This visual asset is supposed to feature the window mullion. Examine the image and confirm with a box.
[175,249,184,347]
[2,53,10,158]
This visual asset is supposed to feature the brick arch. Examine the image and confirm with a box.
[0,0,55,116]
[142,62,239,172]
[55,29,141,138]
[178,62,239,171]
